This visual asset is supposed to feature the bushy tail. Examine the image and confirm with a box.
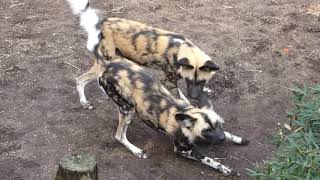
[66,0,100,53]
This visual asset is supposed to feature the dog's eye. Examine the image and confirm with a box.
[182,64,194,70]
[199,61,220,72]
[199,66,213,72]
[175,58,194,70]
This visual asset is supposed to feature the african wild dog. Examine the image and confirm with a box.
[94,58,249,176]
[66,0,220,109]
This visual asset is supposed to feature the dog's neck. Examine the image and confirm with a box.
[173,128,193,151]
[161,105,193,135]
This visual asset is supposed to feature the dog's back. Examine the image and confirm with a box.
[98,59,189,133]
[99,18,187,63]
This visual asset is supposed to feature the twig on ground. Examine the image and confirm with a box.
[272,84,300,92]
[27,15,39,19]
[64,61,81,71]
[162,17,178,22]
[15,24,27,28]
[229,155,240,160]
[309,49,317,56]
[241,156,255,166]
[9,3,25,8]
[0,54,11,59]
[221,5,234,9]
[235,9,241,18]
[175,3,194,15]
[244,69,262,72]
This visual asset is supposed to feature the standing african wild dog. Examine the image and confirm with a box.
[66,0,220,109]
[94,58,249,176]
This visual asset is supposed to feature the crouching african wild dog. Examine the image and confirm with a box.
[95,58,249,176]
[66,0,220,109]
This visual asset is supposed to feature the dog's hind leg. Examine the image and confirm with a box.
[115,109,148,159]
[224,132,249,145]
[76,59,101,109]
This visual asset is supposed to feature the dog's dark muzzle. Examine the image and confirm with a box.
[209,130,225,145]
[197,127,226,146]
[194,134,225,146]
[186,79,206,99]
[188,85,201,99]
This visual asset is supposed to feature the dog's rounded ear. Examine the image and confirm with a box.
[175,113,195,128]
[175,58,194,69]
[199,61,220,72]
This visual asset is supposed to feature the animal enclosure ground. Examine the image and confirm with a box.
[0,0,319,179]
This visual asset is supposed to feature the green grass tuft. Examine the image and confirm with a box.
[247,85,320,180]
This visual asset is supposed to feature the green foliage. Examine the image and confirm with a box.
[248,85,320,180]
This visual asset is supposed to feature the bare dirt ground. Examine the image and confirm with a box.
[0,0,319,179]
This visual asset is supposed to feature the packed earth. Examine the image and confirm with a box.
[0,0,319,179]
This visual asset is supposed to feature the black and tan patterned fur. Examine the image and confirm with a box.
[95,58,249,176]
[66,0,220,109]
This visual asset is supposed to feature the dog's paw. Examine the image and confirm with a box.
[216,164,240,177]
[80,101,93,110]
[228,170,240,177]
[134,151,149,159]
[203,87,212,93]
[240,138,250,145]
[222,168,240,177]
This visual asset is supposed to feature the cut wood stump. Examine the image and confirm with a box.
[55,154,97,180]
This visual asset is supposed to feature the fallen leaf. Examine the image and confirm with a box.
[284,123,291,131]
[282,48,290,55]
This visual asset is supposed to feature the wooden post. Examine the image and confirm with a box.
[55,154,97,180]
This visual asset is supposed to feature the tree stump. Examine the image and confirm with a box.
[55,154,97,180]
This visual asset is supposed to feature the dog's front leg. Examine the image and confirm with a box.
[224,132,249,145]
[115,109,148,159]
[177,88,191,104]
[174,144,240,176]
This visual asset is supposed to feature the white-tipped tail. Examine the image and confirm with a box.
[66,0,100,52]
[66,0,89,15]
[80,8,100,52]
